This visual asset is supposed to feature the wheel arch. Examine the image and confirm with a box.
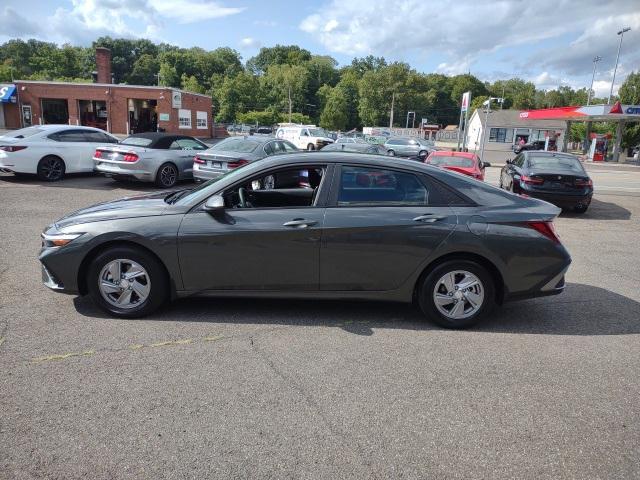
[77,239,175,297]
[413,251,505,305]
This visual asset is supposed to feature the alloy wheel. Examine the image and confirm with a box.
[41,157,64,181]
[160,165,177,187]
[433,270,484,320]
[98,259,151,309]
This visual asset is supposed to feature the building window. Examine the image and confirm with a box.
[196,111,207,129]
[178,109,191,128]
[489,127,513,143]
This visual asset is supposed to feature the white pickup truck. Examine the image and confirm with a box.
[275,125,334,151]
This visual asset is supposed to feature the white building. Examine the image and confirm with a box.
[465,109,567,153]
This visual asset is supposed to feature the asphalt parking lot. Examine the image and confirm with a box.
[1,166,639,479]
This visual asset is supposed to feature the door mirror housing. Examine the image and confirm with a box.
[204,195,225,212]
[505,159,512,164]
[482,161,491,168]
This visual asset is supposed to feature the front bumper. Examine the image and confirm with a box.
[94,161,153,181]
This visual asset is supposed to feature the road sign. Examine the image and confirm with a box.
[461,91,471,112]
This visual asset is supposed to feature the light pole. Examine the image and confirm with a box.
[479,97,503,162]
[608,27,631,104]
[587,56,602,105]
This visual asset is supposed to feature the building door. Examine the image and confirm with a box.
[21,105,32,127]
[0,104,5,128]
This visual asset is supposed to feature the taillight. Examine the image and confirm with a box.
[194,155,205,164]
[123,153,138,162]
[527,221,561,244]
[94,150,102,158]
[574,178,592,187]
[520,175,544,185]
[227,159,249,169]
[0,146,27,152]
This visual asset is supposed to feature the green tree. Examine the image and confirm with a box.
[129,54,159,85]
[261,64,309,121]
[247,45,312,74]
[319,86,348,130]
[212,71,261,122]
[619,72,640,148]
[180,74,206,94]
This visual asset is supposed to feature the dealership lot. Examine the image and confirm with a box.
[1,166,639,479]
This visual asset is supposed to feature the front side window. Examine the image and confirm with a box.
[337,166,429,206]
[222,165,327,209]
[178,109,191,128]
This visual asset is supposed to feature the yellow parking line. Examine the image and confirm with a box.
[0,337,5,347]
[129,344,145,350]
[150,339,192,348]
[204,335,224,342]
[32,350,95,364]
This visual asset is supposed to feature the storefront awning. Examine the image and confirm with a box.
[0,84,16,103]
[519,102,640,122]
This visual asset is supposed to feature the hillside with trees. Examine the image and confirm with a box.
[1,37,638,145]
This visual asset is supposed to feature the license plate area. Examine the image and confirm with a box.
[207,161,222,168]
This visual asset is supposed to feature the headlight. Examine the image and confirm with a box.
[41,232,84,248]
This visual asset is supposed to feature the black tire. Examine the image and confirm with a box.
[307,144,315,151]
[156,162,178,188]
[387,149,395,156]
[417,259,495,329]
[573,203,589,214]
[87,246,168,318]
[37,155,66,181]
[418,150,427,157]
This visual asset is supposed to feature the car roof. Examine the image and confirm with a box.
[23,124,107,133]
[219,135,278,145]
[523,151,578,160]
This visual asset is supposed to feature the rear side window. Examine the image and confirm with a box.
[263,142,275,155]
[83,131,117,143]
[337,166,429,206]
[49,129,90,142]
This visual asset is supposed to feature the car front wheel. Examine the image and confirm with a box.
[37,155,66,181]
[387,149,395,156]
[418,260,495,328]
[87,246,168,318]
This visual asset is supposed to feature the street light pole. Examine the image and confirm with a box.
[479,97,502,162]
[587,56,602,106]
[608,27,631,105]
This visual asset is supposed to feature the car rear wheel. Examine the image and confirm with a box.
[87,246,168,318]
[37,155,66,181]
[156,163,178,188]
[387,149,395,156]
[307,144,315,151]
[418,260,495,328]
[574,203,589,214]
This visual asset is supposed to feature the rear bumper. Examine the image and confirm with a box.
[94,160,153,181]
[521,187,593,208]
[193,163,226,182]
[504,265,569,303]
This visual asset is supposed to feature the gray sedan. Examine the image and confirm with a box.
[385,137,436,157]
[39,152,570,329]
[193,136,298,182]
[94,133,208,188]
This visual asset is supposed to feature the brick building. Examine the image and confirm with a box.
[0,48,212,138]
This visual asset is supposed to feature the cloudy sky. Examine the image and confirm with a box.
[1,0,638,96]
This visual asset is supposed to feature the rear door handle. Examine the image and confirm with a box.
[413,214,446,223]
[283,219,318,228]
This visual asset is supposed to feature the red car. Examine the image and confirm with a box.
[425,151,489,181]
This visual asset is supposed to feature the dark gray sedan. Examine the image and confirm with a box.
[193,136,298,182]
[39,153,570,328]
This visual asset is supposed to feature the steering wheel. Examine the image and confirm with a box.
[238,187,247,208]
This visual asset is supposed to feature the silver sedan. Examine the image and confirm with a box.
[94,133,209,187]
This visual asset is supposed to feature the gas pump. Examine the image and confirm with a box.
[588,133,612,162]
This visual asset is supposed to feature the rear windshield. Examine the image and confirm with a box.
[210,138,259,153]
[528,155,585,172]
[2,126,45,139]
[120,137,153,147]
[429,156,475,168]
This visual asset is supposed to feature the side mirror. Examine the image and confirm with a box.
[505,159,512,164]
[482,161,491,168]
[204,195,225,212]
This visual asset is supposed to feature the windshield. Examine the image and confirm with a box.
[528,155,585,172]
[210,137,260,153]
[308,128,328,137]
[2,126,45,139]
[121,137,153,147]
[429,156,475,168]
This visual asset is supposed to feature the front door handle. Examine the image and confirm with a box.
[283,219,318,228]
[413,214,446,223]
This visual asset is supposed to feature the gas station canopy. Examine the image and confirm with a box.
[519,102,640,122]
[518,102,640,161]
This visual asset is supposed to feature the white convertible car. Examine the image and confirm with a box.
[0,125,119,181]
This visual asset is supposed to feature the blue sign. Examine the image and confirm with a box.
[0,84,16,103]
[625,106,640,115]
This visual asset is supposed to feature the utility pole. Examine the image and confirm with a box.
[288,85,292,123]
[479,97,502,162]
[389,92,395,129]
[608,27,631,104]
[587,56,602,105]
[501,84,505,109]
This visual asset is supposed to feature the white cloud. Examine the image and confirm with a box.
[3,0,244,44]
[300,0,640,80]
[239,37,261,49]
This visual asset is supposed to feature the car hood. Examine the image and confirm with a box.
[54,191,174,229]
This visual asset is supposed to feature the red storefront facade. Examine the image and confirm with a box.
[1,81,212,138]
